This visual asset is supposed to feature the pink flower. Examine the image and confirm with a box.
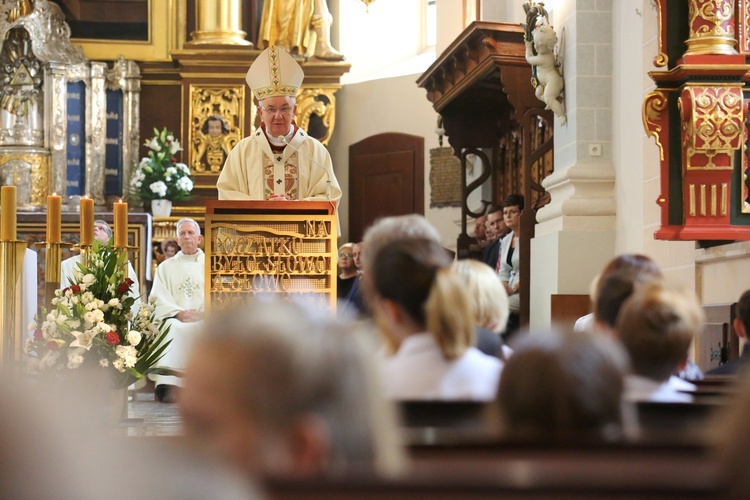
[46,341,59,351]
[33,328,43,341]
[70,284,81,294]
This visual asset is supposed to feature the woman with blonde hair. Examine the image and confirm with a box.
[370,238,503,401]
[451,259,511,359]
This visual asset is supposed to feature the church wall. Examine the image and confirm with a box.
[612,0,644,255]
[328,73,462,250]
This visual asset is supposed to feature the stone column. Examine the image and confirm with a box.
[529,0,618,328]
[190,0,252,45]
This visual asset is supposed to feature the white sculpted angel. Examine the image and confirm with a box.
[525,24,566,125]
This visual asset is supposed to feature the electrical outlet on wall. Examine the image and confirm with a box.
[589,143,602,157]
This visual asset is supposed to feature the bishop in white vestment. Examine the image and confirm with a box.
[216,45,341,206]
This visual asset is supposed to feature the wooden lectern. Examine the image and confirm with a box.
[204,201,338,312]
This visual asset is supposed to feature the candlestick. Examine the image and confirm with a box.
[80,196,94,245]
[46,193,62,243]
[0,186,17,241]
[114,200,128,247]
[0,239,26,366]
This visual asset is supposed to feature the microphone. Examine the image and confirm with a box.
[278,135,331,200]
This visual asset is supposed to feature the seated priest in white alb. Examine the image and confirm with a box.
[216,45,342,206]
[149,217,205,402]
[61,219,140,314]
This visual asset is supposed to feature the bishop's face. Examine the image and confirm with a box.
[259,96,296,139]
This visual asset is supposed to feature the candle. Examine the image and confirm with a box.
[0,185,16,241]
[80,196,94,245]
[113,199,128,247]
[46,193,62,243]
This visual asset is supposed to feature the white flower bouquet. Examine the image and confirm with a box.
[25,241,173,388]
[130,127,194,203]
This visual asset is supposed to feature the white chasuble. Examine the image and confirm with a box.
[216,126,342,206]
[149,249,205,387]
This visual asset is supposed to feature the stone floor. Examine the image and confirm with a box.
[116,391,183,436]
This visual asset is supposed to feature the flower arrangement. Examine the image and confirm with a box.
[130,127,194,203]
[25,241,172,388]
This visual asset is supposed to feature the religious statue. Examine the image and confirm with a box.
[522,1,566,125]
[193,115,231,173]
[259,0,345,61]
[0,28,44,146]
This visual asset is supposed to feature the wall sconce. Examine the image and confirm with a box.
[360,0,375,12]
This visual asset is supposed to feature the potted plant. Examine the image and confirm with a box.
[130,127,194,217]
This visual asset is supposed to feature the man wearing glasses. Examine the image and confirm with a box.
[217,46,342,205]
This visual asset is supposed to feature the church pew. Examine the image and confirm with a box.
[265,444,722,499]
[635,399,725,441]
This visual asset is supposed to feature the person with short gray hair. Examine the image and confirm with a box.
[180,300,405,478]
[149,217,205,402]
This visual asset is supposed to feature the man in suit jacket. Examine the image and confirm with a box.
[483,205,507,270]
[708,290,750,375]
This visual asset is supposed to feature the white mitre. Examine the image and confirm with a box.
[246,46,304,101]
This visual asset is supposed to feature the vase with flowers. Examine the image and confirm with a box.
[130,127,194,217]
[26,241,173,405]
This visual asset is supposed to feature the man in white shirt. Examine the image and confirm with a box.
[149,217,205,402]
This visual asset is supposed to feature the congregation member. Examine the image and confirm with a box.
[595,269,698,394]
[497,329,631,441]
[179,300,404,479]
[451,258,511,360]
[498,194,524,337]
[216,45,342,205]
[336,242,358,300]
[352,241,363,271]
[361,214,442,274]
[708,289,750,375]
[575,253,662,334]
[370,238,502,401]
[339,241,366,317]
[149,218,205,402]
[161,239,180,260]
[483,204,506,270]
[617,283,704,403]
[473,213,488,249]
[60,219,140,313]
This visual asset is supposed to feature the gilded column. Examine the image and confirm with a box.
[190,0,252,45]
[684,0,738,56]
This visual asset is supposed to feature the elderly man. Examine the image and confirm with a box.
[149,218,205,402]
[60,219,140,313]
[216,46,342,205]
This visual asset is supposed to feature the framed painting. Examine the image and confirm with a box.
[51,0,181,61]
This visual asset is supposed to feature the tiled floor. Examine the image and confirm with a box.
[117,391,183,436]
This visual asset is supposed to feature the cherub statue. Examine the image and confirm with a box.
[194,115,231,173]
[522,2,566,125]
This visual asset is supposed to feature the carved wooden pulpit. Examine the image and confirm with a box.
[417,21,554,326]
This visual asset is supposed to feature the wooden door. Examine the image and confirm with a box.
[348,133,424,242]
